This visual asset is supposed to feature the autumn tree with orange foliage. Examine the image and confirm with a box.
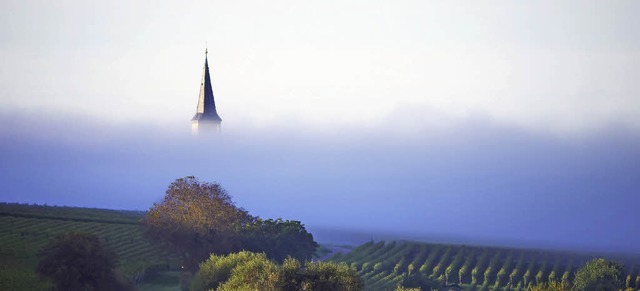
[142,176,251,272]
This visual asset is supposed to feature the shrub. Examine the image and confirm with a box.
[36,232,133,291]
[190,251,263,291]
[217,255,280,291]
[572,258,624,291]
[191,251,363,291]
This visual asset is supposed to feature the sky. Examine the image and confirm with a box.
[1,1,640,253]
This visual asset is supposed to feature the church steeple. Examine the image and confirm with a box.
[192,48,222,133]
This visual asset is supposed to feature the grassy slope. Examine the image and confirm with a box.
[3,203,639,291]
[138,271,181,291]
[330,241,640,291]
[0,203,175,291]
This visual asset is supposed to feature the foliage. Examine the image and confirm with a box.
[572,258,624,291]
[190,251,265,291]
[299,260,363,291]
[281,257,302,291]
[191,251,363,291]
[0,204,173,290]
[329,241,640,291]
[528,280,571,291]
[36,232,133,291]
[217,254,281,291]
[241,218,318,263]
[400,272,440,290]
[142,177,319,279]
[142,177,251,271]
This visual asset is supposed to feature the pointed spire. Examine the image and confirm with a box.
[192,48,222,125]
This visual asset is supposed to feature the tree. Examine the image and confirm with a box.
[300,260,363,291]
[36,232,131,291]
[241,218,318,263]
[142,177,251,271]
[218,255,281,291]
[572,258,624,291]
[144,177,319,290]
[190,251,274,291]
[190,251,363,291]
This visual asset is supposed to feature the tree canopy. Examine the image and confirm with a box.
[142,177,251,271]
[36,232,132,291]
[241,218,318,263]
[190,251,363,291]
[142,177,318,274]
[572,258,624,291]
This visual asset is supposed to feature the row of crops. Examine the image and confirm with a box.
[0,203,174,291]
[329,241,640,291]
[0,202,146,223]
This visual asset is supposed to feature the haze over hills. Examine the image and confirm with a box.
[1,115,639,255]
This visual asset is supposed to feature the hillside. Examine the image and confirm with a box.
[3,202,640,291]
[329,240,640,290]
[0,203,174,291]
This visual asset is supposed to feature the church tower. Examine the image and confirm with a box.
[191,48,222,134]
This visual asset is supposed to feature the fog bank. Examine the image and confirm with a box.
[1,114,639,254]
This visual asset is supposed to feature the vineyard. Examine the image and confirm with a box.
[0,203,175,291]
[329,240,640,291]
[3,203,640,291]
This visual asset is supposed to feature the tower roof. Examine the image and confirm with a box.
[192,49,222,123]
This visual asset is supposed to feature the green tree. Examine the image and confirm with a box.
[190,251,264,291]
[281,257,303,291]
[191,251,363,291]
[36,232,131,291]
[299,260,362,291]
[142,177,251,271]
[241,218,318,263]
[217,254,281,291]
[572,258,624,291]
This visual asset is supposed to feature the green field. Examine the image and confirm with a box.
[329,240,640,290]
[0,203,176,291]
[3,202,640,291]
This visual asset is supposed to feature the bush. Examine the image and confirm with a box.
[218,255,281,291]
[191,251,363,291]
[300,260,362,291]
[572,258,624,291]
[190,251,265,291]
[36,232,133,291]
